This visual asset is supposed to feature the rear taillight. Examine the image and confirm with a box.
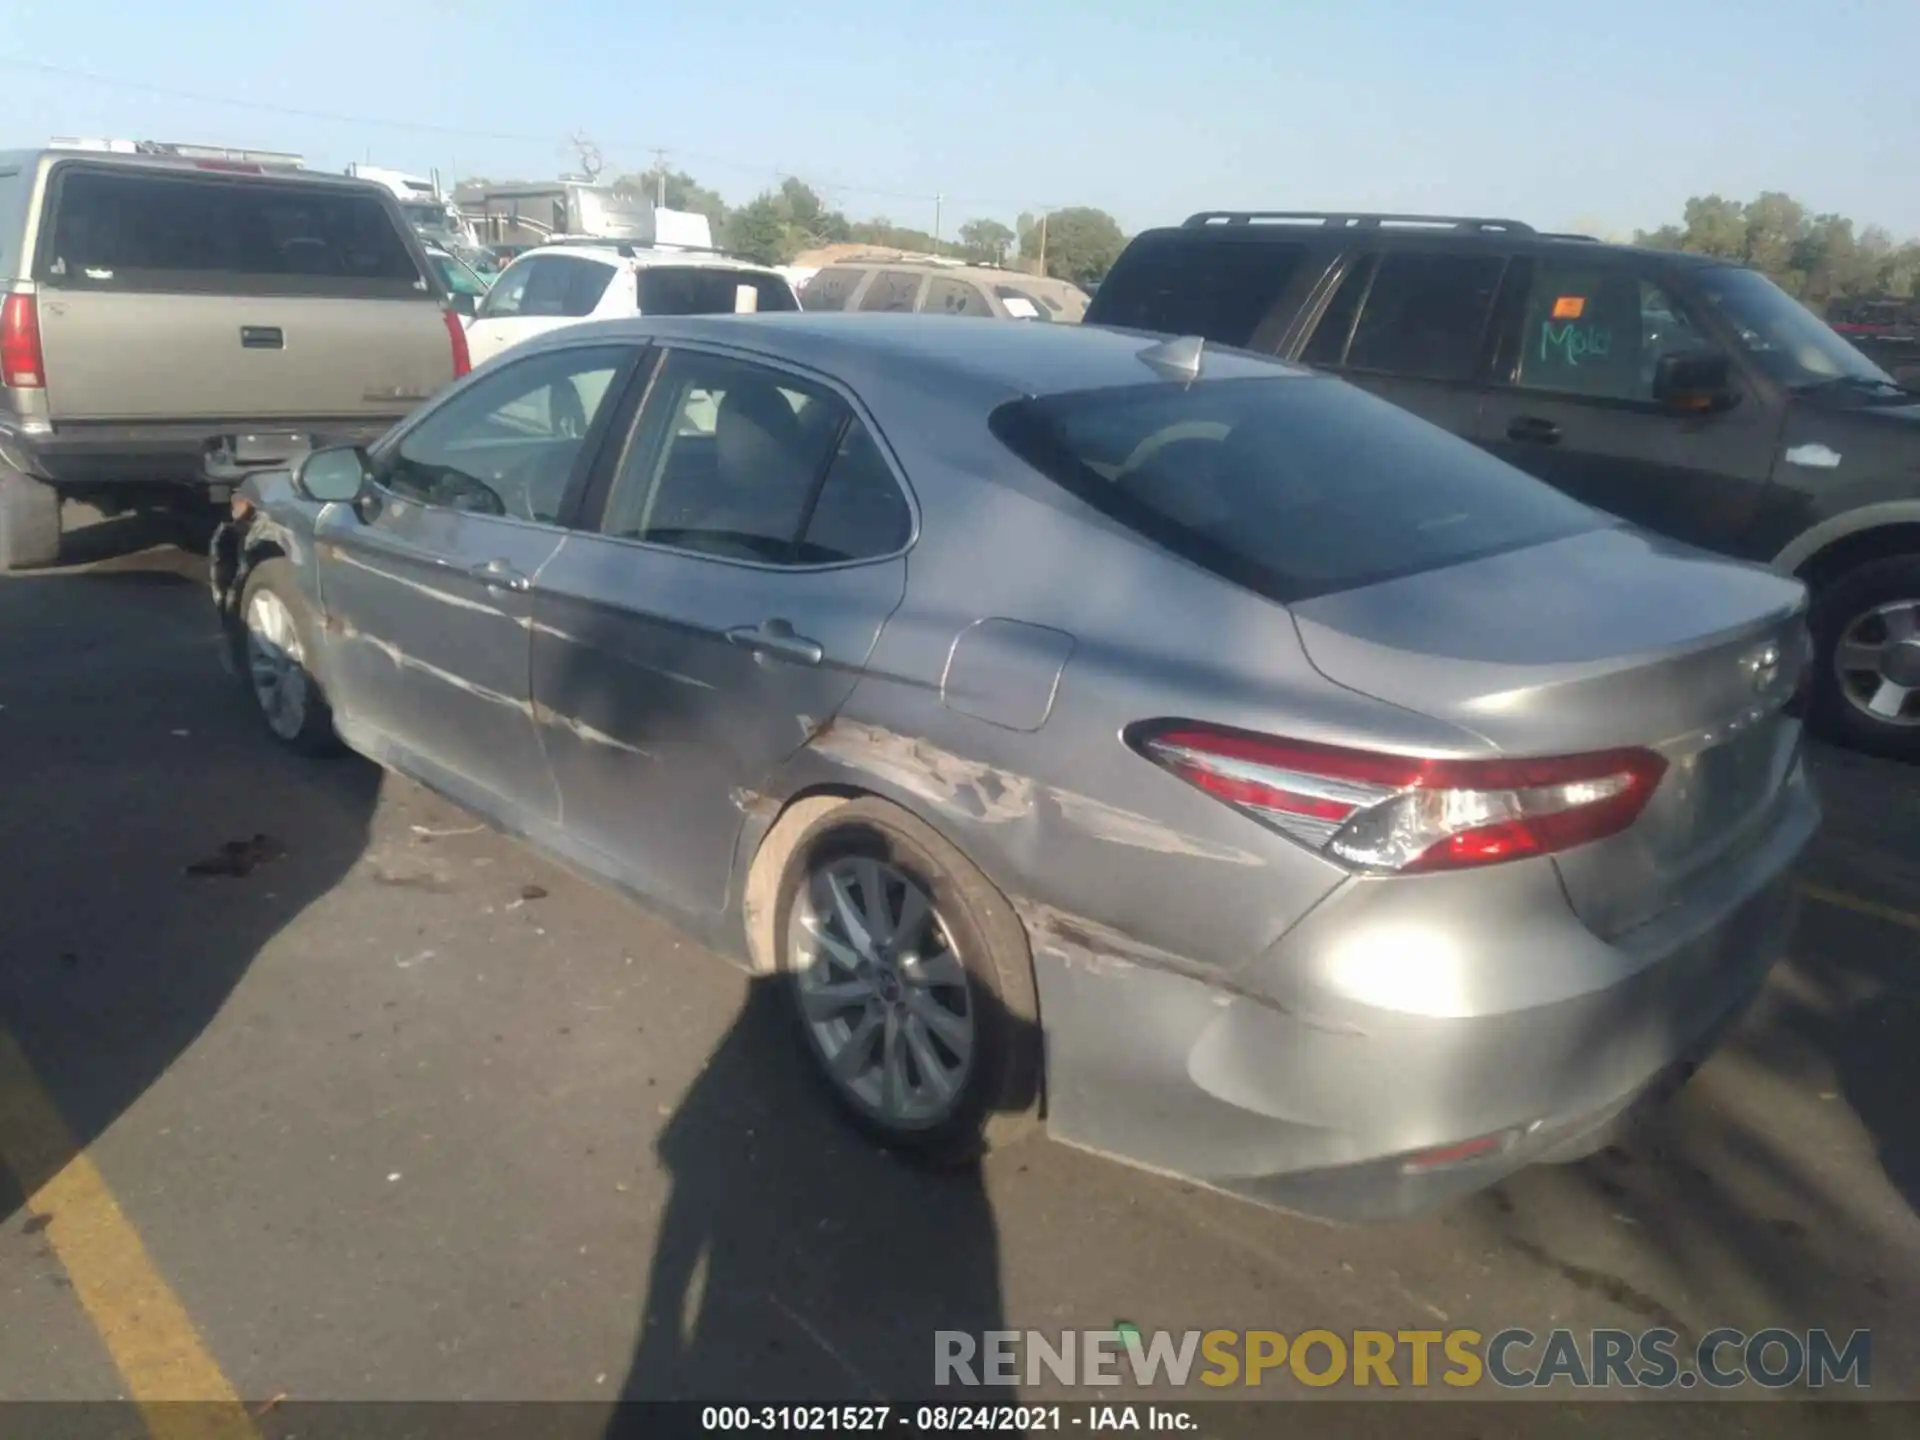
[444,307,471,379]
[1,293,45,389]
[1133,723,1667,875]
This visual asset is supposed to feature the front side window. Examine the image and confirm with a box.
[382,345,629,523]
[993,285,1054,322]
[1510,262,1712,401]
[857,270,923,313]
[1343,252,1506,381]
[991,374,1599,603]
[1693,264,1895,390]
[597,350,908,565]
[477,256,612,320]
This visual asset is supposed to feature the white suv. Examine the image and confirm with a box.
[465,242,800,367]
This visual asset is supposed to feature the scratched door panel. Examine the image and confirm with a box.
[529,539,907,915]
[317,496,564,820]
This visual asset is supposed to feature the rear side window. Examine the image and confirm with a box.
[1343,252,1505,381]
[40,167,427,299]
[1087,234,1307,348]
[923,276,993,317]
[1300,255,1377,367]
[990,375,1600,603]
[858,270,923,313]
[801,267,863,311]
[638,267,799,316]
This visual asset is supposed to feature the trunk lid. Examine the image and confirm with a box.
[1289,526,1810,936]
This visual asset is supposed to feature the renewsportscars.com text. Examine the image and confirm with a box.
[935,1326,1871,1391]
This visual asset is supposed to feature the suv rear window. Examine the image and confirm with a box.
[40,167,428,299]
[990,375,1600,602]
[1085,234,1308,348]
[639,267,798,316]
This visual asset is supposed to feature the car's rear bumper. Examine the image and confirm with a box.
[1,418,396,489]
[1028,761,1818,1224]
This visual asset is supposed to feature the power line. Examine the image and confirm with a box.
[0,56,1092,218]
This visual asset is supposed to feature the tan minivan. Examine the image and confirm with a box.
[0,140,467,569]
[799,259,1089,323]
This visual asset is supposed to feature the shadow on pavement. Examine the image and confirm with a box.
[0,544,379,1226]
[1447,747,1920,1398]
[609,975,1024,1416]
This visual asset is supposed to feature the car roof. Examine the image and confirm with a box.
[538,311,1309,398]
[522,243,783,274]
[1127,220,1727,270]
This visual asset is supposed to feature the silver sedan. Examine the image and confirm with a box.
[209,312,1820,1221]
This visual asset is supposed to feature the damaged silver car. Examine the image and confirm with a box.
[210,312,1819,1221]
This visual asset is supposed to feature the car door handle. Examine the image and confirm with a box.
[1506,415,1561,445]
[240,326,284,350]
[468,558,530,592]
[726,620,824,666]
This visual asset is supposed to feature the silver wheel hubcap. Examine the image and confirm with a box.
[789,855,974,1129]
[1835,599,1920,727]
[245,589,309,740]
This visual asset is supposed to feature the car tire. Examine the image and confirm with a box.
[774,796,1042,1168]
[236,558,341,757]
[1807,553,1920,760]
[0,464,61,572]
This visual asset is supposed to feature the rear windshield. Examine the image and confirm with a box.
[1086,233,1309,347]
[39,166,429,300]
[639,267,798,316]
[990,375,1602,602]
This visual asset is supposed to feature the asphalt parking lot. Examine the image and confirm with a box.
[1,514,1917,1431]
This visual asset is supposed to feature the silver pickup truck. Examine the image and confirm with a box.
[0,139,469,569]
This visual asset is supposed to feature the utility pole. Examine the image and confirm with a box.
[651,148,669,207]
[933,193,943,251]
[1038,209,1049,276]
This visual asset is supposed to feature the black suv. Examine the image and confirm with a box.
[1086,211,1920,760]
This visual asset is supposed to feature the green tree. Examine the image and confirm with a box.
[958,218,1015,265]
[726,195,789,265]
[1018,207,1127,286]
[721,178,853,264]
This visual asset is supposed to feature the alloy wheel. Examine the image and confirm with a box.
[1834,598,1920,728]
[788,855,975,1129]
[245,588,310,741]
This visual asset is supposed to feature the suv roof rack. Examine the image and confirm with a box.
[1182,210,1536,236]
[1539,231,1600,242]
[51,137,306,169]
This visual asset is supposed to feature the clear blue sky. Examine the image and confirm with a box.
[4,0,1915,240]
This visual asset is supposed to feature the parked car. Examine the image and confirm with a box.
[425,241,492,320]
[209,313,1816,1221]
[0,138,467,570]
[464,242,799,368]
[801,260,1088,323]
[1827,298,1920,388]
[1086,210,1920,759]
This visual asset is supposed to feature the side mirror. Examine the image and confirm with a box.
[449,292,479,318]
[1653,350,1736,414]
[294,445,373,504]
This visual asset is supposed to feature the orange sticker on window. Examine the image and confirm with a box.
[1552,295,1587,319]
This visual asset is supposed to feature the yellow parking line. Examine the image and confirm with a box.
[1798,882,1920,933]
[0,1030,258,1440]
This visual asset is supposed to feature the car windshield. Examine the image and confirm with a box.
[1695,265,1894,388]
[992,374,1604,603]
